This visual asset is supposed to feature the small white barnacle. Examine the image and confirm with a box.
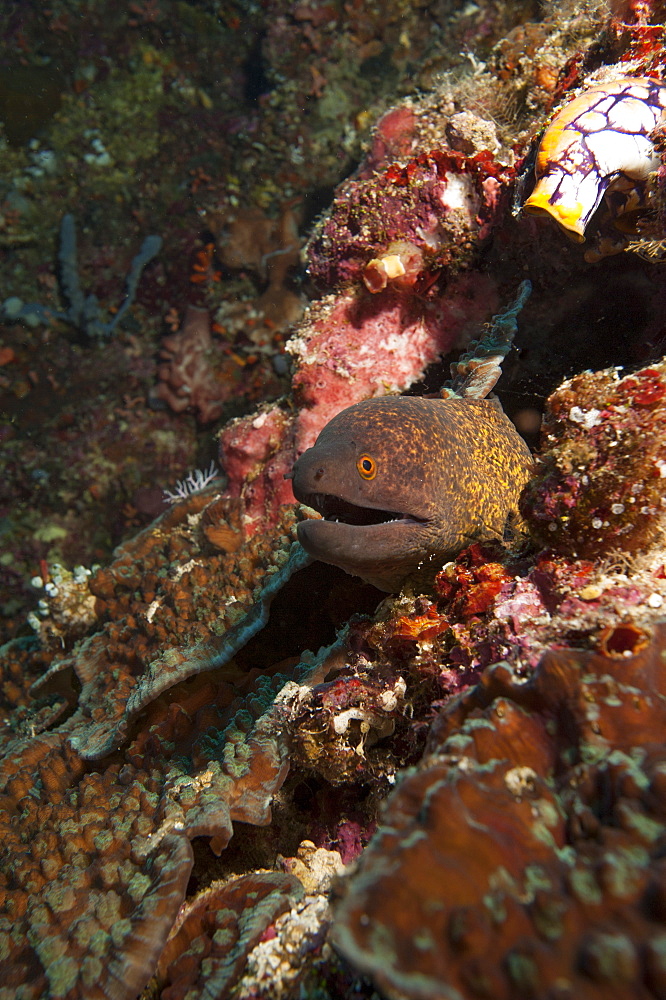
[523,76,666,241]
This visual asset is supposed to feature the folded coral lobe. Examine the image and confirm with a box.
[523,77,666,240]
[291,394,532,591]
[333,623,666,1000]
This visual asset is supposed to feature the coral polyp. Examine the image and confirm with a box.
[362,240,425,294]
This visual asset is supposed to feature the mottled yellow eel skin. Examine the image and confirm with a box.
[291,394,532,591]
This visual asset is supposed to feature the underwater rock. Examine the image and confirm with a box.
[307,148,514,292]
[289,667,409,785]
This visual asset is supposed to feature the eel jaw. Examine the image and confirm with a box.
[295,491,432,591]
[300,491,425,528]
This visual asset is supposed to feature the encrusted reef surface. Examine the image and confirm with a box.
[6,0,666,998]
[334,622,666,1000]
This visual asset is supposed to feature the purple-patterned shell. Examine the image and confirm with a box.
[523,76,666,240]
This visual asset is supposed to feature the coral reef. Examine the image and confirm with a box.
[155,872,305,1000]
[522,360,666,558]
[5,0,666,998]
[0,484,351,999]
[333,621,666,1000]
[26,562,97,645]
[307,146,514,291]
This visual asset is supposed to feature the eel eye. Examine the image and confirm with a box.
[357,454,377,480]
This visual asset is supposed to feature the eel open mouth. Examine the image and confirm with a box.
[302,492,425,527]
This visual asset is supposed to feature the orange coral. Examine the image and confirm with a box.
[0,493,322,998]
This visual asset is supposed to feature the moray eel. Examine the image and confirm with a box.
[291,394,532,591]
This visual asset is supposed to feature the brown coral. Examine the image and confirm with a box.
[0,490,332,1000]
[0,732,195,1000]
[156,872,304,1000]
[333,621,666,1000]
[522,360,666,558]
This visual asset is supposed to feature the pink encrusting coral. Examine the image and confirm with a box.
[218,272,499,532]
[288,275,498,449]
[218,403,296,533]
[360,106,419,177]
